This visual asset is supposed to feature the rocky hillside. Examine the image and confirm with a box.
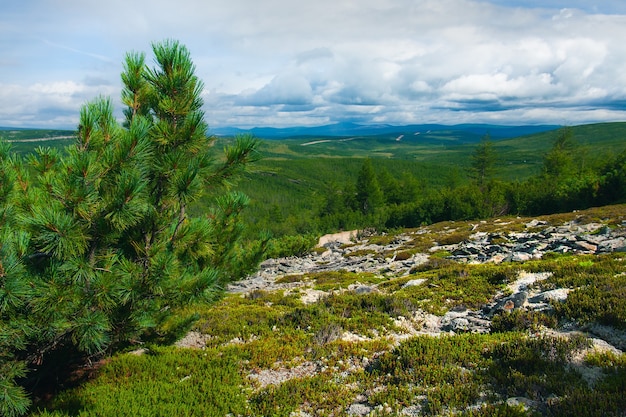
[179,205,626,416]
[39,205,626,417]
[228,208,626,350]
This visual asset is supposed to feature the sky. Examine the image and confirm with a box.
[1,0,626,130]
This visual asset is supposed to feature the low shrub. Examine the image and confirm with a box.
[491,309,557,333]
[266,234,318,258]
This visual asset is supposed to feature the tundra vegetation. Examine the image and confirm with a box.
[1,41,626,416]
[23,207,626,416]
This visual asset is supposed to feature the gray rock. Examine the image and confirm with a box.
[353,285,376,294]
[506,397,540,411]
[402,279,427,288]
[529,289,570,303]
[290,412,313,417]
[492,291,528,314]
[505,252,533,262]
[346,403,372,416]
[401,405,422,416]
[526,219,548,228]
[598,237,626,253]
[567,240,598,253]
[440,311,490,333]
[449,317,470,332]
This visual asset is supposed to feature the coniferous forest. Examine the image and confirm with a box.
[232,123,626,257]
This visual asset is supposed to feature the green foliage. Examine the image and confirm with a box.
[244,124,626,237]
[368,333,593,415]
[307,270,385,291]
[9,123,626,238]
[382,262,508,315]
[265,234,318,258]
[491,309,557,333]
[468,134,497,187]
[355,158,385,215]
[554,273,626,329]
[0,41,263,416]
[36,347,250,417]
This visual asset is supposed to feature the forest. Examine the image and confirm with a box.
[227,122,626,257]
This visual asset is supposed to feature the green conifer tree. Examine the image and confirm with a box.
[468,134,496,187]
[0,40,263,416]
[355,158,384,215]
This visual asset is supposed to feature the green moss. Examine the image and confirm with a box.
[342,248,377,258]
[194,294,292,344]
[275,274,305,284]
[250,374,356,416]
[522,253,626,329]
[438,229,473,245]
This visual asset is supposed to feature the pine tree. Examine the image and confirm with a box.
[468,134,496,187]
[0,40,263,416]
[543,127,576,179]
[355,158,384,215]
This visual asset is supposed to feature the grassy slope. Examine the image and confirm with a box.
[32,204,626,417]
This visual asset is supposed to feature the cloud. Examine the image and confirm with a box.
[237,73,313,106]
[0,81,118,128]
[296,48,334,65]
[1,0,626,128]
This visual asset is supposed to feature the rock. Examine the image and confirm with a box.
[352,285,376,294]
[439,310,490,333]
[569,240,598,253]
[401,405,422,416]
[505,252,533,262]
[176,331,212,349]
[506,397,540,411]
[402,279,427,288]
[510,291,528,307]
[492,291,528,314]
[448,317,470,332]
[509,272,552,293]
[486,253,507,264]
[598,237,626,253]
[526,219,548,228]
[528,289,570,303]
[290,412,313,417]
[301,289,327,304]
[582,323,626,351]
[318,230,359,246]
[346,403,372,416]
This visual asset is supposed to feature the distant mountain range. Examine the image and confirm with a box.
[211,122,561,139]
[0,122,561,140]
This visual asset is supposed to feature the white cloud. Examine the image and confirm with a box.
[237,73,313,106]
[1,0,626,128]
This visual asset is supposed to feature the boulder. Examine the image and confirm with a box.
[598,237,626,253]
[402,279,427,288]
[528,289,570,303]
